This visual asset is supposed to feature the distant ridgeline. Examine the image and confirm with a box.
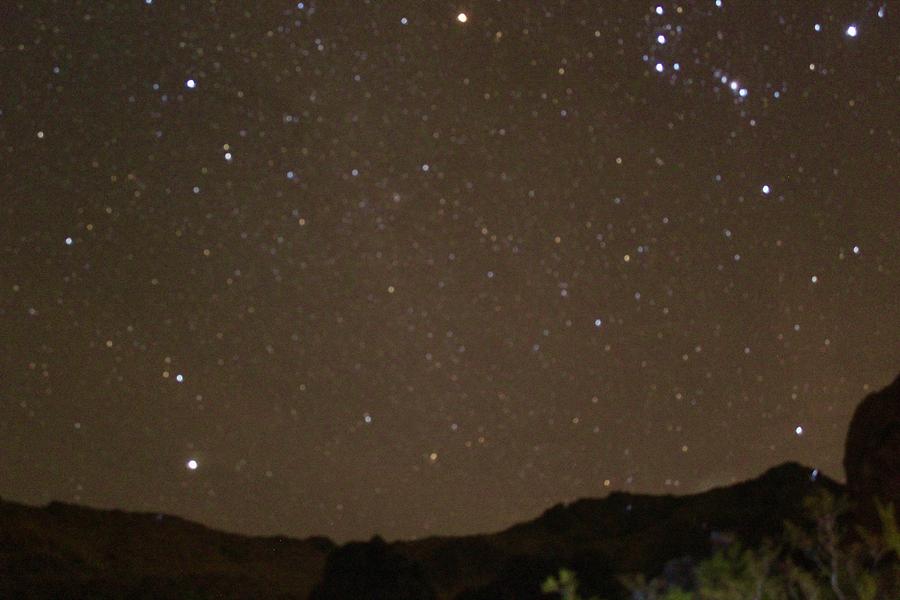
[2,376,898,599]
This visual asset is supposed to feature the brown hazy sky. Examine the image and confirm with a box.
[2,0,898,542]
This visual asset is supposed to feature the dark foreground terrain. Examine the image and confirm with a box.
[2,375,896,599]
[0,462,839,599]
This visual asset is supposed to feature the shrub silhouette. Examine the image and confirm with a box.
[541,491,900,600]
[309,535,435,600]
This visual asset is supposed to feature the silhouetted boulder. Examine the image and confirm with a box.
[309,536,436,600]
[844,374,900,527]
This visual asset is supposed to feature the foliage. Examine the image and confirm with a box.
[693,541,786,600]
[783,489,899,599]
[873,499,900,558]
[618,572,693,600]
[542,568,602,600]
[541,491,900,600]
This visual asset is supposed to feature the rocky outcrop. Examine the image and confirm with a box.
[844,374,900,527]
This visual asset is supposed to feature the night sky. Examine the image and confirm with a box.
[1,1,898,543]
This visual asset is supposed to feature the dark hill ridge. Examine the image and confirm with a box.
[0,499,334,599]
[387,462,841,600]
[2,462,839,600]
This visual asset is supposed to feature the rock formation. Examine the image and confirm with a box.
[844,374,900,528]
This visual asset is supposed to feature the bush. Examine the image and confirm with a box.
[541,491,900,600]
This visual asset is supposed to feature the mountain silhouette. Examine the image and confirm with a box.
[0,462,838,599]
